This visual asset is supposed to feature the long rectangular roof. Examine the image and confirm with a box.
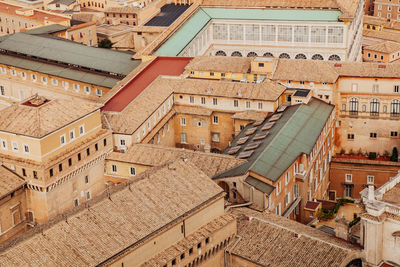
[215,98,334,182]
[0,160,223,266]
[0,54,120,88]
[0,33,141,76]
[155,7,342,56]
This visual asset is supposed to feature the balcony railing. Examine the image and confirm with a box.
[370,111,379,117]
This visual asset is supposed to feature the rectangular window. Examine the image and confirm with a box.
[59,163,63,172]
[391,131,398,137]
[345,174,352,183]
[0,139,6,150]
[189,96,194,103]
[51,78,58,86]
[213,115,219,124]
[395,85,399,93]
[181,133,187,143]
[33,171,37,179]
[74,199,79,207]
[49,168,53,177]
[347,134,354,140]
[86,148,90,156]
[367,175,374,184]
[78,153,81,161]
[68,158,72,166]
[112,164,117,173]
[180,117,186,126]
[246,101,251,109]
[84,86,91,94]
[212,133,220,142]
[12,141,18,152]
[201,97,206,104]
[69,130,75,141]
[73,84,80,92]
[96,89,102,96]
[234,99,239,107]
[129,167,136,176]
[60,135,66,145]
[0,85,4,96]
[41,76,47,84]
[22,168,26,176]
[95,143,98,151]
[344,185,352,198]
[86,191,91,200]
[370,132,377,138]
[258,102,263,110]
[213,98,218,105]
[120,139,126,146]
[79,125,85,136]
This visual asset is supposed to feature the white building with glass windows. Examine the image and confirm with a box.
[150,0,364,62]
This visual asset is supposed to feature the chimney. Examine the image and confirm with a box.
[368,185,375,201]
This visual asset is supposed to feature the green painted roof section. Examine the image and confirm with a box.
[245,176,274,196]
[0,33,141,76]
[23,24,68,35]
[202,8,342,21]
[0,54,120,88]
[214,98,334,182]
[155,7,342,56]
[155,8,211,56]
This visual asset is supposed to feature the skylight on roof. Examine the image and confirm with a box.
[246,127,257,136]
[228,146,241,155]
[262,122,275,131]
[244,142,261,151]
[269,113,282,122]
[238,150,254,159]
[253,133,269,141]
[237,137,249,145]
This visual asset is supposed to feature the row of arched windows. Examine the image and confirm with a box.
[348,98,400,115]
[215,50,341,61]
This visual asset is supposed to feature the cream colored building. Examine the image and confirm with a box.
[0,165,27,244]
[0,159,236,267]
[0,1,70,36]
[105,143,244,183]
[141,0,364,62]
[0,96,112,223]
[360,173,400,266]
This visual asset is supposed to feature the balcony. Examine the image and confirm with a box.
[349,110,358,116]
[370,111,379,117]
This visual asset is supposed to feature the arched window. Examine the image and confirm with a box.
[247,52,257,57]
[328,54,341,61]
[349,98,358,114]
[215,50,226,56]
[295,54,307,59]
[279,53,290,59]
[391,99,400,116]
[231,51,242,57]
[263,52,274,57]
[312,54,324,60]
[370,99,380,115]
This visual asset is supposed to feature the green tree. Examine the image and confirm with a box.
[98,38,113,49]
[391,147,398,162]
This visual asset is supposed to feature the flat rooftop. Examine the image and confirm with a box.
[102,57,191,112]
[145,3,191,27]
[0,1,68,23]
[96,24,134,37]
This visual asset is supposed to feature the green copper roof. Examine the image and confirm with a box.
[0,33,141,76]
[23,24,68,35]
[214,98,334,182]
[0,54,120,88]
[155,7,342,56]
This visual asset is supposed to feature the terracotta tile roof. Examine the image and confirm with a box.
[102,76,175,134]
[185,56,252,73]
[107,143,246,178]
[0,166,25,198]
[142,213,235,267]
[229,208,362,267]
[103,76,285,134]
[0,160,224,266]
[328,61,400,78]
[305,201,321,210]
[105,7,142,14]
[272,59,339,83]
[363,29,400,43]
[363,15,387,26]
[172,78,286,101]
[382,183,400,207]
[364,41,400,54]
[231,110,269,121]
[0,97,101,138]
[173,105,212,116]
[0,1,70,23]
